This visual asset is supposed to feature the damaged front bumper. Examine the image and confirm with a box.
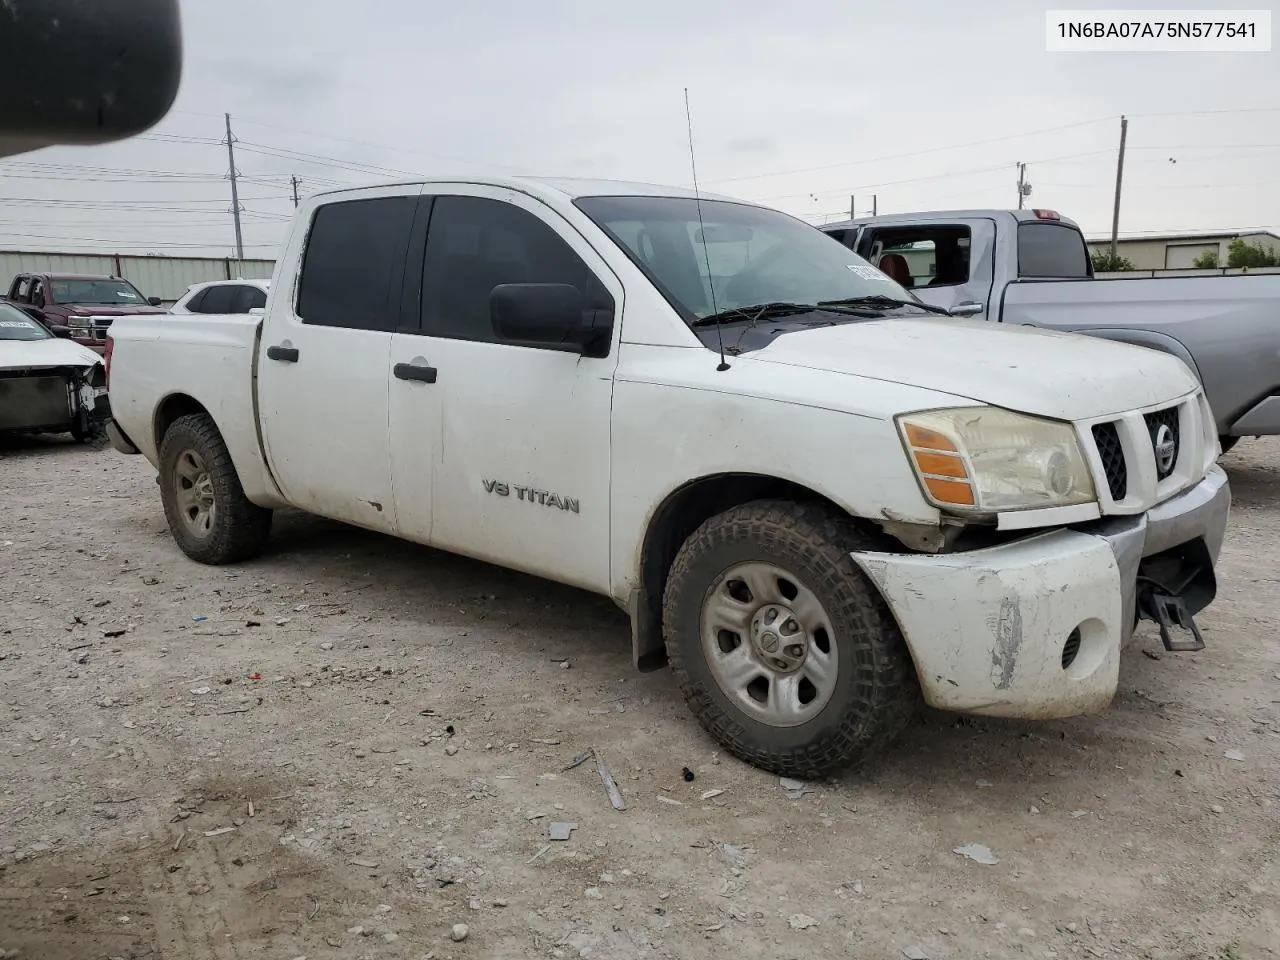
[852,465,1230,719]
[0,365,110,436]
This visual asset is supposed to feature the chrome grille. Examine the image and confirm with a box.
[1143,406,1181,481]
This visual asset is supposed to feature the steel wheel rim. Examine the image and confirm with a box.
[173,449,216,538]
[699,561,838,727]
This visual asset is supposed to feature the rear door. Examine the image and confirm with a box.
[386,187,620,591]
[855,218,996,318]
[256,186,421,533]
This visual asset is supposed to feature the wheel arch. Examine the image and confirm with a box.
[629,472,871,672]
[153,392,211,450]
[151,393,284,508]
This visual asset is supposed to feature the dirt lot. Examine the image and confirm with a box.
[1,437,1277,960]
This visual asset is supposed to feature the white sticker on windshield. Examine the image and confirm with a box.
[0,319,34,327]
[847,264,891,282]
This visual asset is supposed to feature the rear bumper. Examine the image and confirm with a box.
[1228,395,1280,436]
[852,466,1230,719]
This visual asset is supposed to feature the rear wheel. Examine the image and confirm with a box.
[158,413,272,564]
[662,499,919,779]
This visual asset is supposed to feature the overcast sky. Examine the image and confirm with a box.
[1,0,1277,258]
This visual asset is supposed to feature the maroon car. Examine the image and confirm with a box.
[4,273,166,353]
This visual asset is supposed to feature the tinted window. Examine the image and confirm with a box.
[184,288,209,312]
[238,285,268,312]
[421,196,610,342]
[298,196,417,331]
[198,285,236,313]
[1018,222,1091,278]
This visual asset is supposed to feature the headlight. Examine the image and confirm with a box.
[897,406,1096,512]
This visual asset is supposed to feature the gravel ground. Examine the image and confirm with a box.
[1,436,1277,960]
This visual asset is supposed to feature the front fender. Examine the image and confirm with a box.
[1069,327,1202,383]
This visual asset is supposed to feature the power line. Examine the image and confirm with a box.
[703,116,1117,185]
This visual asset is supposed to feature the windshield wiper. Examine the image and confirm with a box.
[690,301,875,327]
[817,295,952,317]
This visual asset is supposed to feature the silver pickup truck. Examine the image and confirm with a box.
[820,209,1280,452]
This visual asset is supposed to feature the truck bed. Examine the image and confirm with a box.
[107,312,279,503]
[1000,273,1280,433]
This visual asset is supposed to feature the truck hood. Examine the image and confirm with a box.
[754,316,1199,420]
[61,304,166,316]
[0,337,103,370]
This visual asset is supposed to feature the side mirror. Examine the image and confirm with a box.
[490,283,612,356]
[0,0,183,159]
[49,324,73,338]
[948,301,985,317]
[147,296,163,307]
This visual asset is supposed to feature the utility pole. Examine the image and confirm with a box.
[850,194,856,220]
[291,175,300,208]
[1017,162,1026,209]
[224,112,244,261]
[871,194,877,216]
[1109,115,1128,258]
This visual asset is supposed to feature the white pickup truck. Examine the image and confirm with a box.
[104,177,1231,778]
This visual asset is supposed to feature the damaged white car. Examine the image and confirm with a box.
[0,302,110,443]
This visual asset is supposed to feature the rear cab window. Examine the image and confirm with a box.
[297,196,418,331]
[1017,222,1092,278]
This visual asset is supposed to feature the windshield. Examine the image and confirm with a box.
[574,195,914,322]
[0,303,52,341]
[49,278,147,305]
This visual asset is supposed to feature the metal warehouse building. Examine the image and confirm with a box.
[1086,230,1280,270]
[0,250,275,305]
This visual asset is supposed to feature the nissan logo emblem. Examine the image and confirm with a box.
[1154,423,1176,474]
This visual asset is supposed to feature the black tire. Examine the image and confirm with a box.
[1218,435,1240,455]
[662,499,919,779]
[158,413,272,564]
[71,419,109,448]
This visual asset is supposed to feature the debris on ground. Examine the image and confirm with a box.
[780,777,811,799]
[548,821,578,841]
[681,766,695,782]
[700,789,724,801]
[788,913,819,930]
[902,947,931,960]
[450,923,469,942]
[592,748,627,811]
[1225,749,1245,762]
[953,843,999,865]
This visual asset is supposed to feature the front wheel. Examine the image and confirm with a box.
[158,413,272,564]
[662,500,919,779]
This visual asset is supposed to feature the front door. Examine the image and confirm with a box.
[857,219,995,319]
[388,187,621,593]
[256,186,421,533]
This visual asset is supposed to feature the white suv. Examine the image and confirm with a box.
[170,279,270,315]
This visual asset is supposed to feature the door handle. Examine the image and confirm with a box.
[948,301,985,317]
[393,362,437,384]
[266,345,299,363]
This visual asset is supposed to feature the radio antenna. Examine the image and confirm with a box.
[684,87,729,372]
